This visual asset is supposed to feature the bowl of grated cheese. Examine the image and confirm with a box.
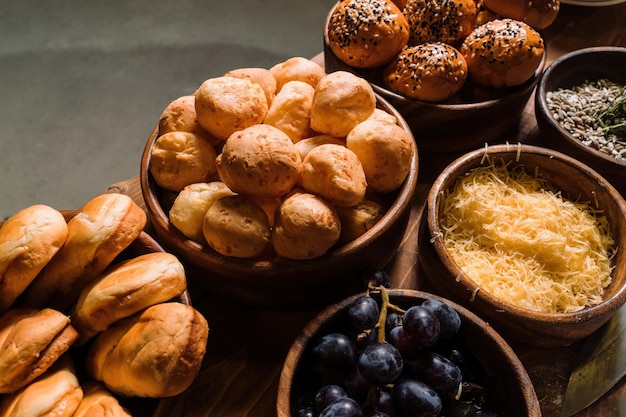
[418,143,626,348]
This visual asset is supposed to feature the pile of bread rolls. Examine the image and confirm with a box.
[0,193,209,416]
[326,0,555,102]
[149,56,415,261]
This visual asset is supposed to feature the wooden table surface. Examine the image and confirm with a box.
[104,5,626,416]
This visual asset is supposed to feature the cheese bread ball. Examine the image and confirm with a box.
[294,135,346,161]
[202,195,271,259]
[216,124,302,199]
[263,80,315,143]
[298,143,367,207]
[310,71,376,138]
[158,95,221,146]
[269,57,326,91]
[336,195,386,243]
[194,76,268,140]
[367,108,398,125]
[272,190,341,260]
[149,132,218,192]
[169,182,235,242]
[224,67,277,108]
[403,0,478,46]
[347,119,414,193]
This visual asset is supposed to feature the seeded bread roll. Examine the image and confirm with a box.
[0,205,68,312]
[461,19,545,88]
[403,0,478,46]
[71,381,131,417]
[383,43,468,102]
[263,80,316,143]
[158,95,222,146]
[0,308,79,394]
[327,0,410,68]
[269,57,326,91]
[483,0,559,29]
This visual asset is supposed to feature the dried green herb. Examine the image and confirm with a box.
[595,86,626,136]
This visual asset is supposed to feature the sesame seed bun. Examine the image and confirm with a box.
[403,0,478,47]
[482,0,560,29]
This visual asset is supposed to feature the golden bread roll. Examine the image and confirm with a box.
[475,6,499,26]
[294,135,346,161]
[383,42,468,102]
[404,0,478,46]
[158,95,222,146]
[71,381,131,417]
[71,252,187,344]
[169,181,235,242]
[263,80,315,143]
[195,76,268,140]
[22,193,147,310]
[202,195,271,259]
[149,131,219,192]
[224,67,277,107]
[0,205,68,312]
[483,0,559,29]
[367,108,398,125]
[269,57,326,91]
[272,190,341,260]
[327,0,410,68]
[298,143,367,207]
[336,195,386,244]
[216,124,302,199]
[346,119,415,193]
[310,71,376,138]
[0,357,83,417]
[87,302,209,398]
[0,308,78,394]
[460,19,545,88]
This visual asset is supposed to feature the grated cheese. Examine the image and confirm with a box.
[439,162,615,313]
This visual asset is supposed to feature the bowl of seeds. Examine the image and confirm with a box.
[535,46,626,196]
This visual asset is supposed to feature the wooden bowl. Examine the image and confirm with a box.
[277,289,541,417]
[535,46,626,197]
[418,144,626,348]
[140,94,419,310]
[323,1,546,181]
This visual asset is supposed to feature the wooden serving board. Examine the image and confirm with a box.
[102,5,626,416]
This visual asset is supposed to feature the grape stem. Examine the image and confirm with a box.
[367,284,405,343]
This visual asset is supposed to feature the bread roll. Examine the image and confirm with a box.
[269,57,326,91]
[216,124,302,199]
[336,195,386,243]
[294,135,346,161]
[482,0,559,29]
[0,357,82,417]
[327,0,409,68]
[71,381,131,417]
[169,182,235,242]
[149,131,219,192]
[310,71,376,138]
[460,19,545,88]
[367,108,398,125]
[0,308,78,394]
[195,76,268,140]
[22,193,147,310]
[272,190,341,260]
[71,252,187,344]
[298,143,367,207]
[263,80,315,143]
[158,95,222,146]
[346,119,415,193]
[0,205,68,312]
[202,195,271,259]
[87,302,209,398]
[383,43,468,102]
[403,0,478,46]
[224,67,277,107]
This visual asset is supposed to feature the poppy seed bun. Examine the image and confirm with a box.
[327,0,410,68]
[383,42,468,102]
[461,19,545,88]
[0,308,79,394]
[403,0,478,46]
[483,0,559,29]
[0,205,68,312]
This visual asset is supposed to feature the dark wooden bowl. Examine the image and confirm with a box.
[277,289,541,417]
[323,1,546,181]
[140,94,419,310]
[418,144,626,348]
[535,46,626,197]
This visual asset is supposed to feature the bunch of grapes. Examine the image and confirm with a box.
[294,270,507,417]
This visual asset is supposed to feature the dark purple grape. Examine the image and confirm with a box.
[363,269,391,288]
[315,385,348,413]
[367,412,391,417]
[348,296,380,331]
[320,397,363,417]
[385,311,401,336]
[358,341,404,385]
[388,326,420,359]
[402,306,440,347]
[296,406,317,417]
[392,379,442,417]
[311,333,358,370]
[354,328,379,350]
[344,364,371,403]
[448,400,481,417]
[413,352,463,395]
[375,389,396,416]
[421,299,461,339]
[442,346,487,383]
